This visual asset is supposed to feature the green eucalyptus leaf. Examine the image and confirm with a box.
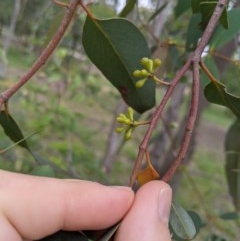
[187,210,204,234]
[225,120,240,211]
[0,110,31,150]
[201,55,219,86]
[170,201,196,240]
[209,8,240,50]
[118,0,136,17]
[82,16,155,113]
[204,80,240,120]
[175,0,191,18]
[219,211,239,220]
[185,13,202,51]
[191,0,200,13]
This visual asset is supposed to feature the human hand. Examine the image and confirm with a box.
[0,170,172,241]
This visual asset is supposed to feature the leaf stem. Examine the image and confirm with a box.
[152,75,171,86]
[79,1,95,19]
[52,0,69,8]
[133,120,151,126]
[200,60,218,83]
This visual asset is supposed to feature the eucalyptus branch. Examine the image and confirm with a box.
[162,62,200,182]
[0,0,80,110]
[129,0,228,187]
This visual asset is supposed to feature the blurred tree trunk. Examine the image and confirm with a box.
[102,100,127,173]
[0,0,21,77]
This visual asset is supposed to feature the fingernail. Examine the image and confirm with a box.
[158,186,172,225]
[110,186,133,191]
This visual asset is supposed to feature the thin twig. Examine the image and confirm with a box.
[162,61,200,182]
[0,0,80,110]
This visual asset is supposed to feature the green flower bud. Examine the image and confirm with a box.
[146,59,153,73]
[153,58,161,68]
[124,127,133,140]
[140,69,149,77]
[117,116,127,123]
[123,118,132,125]
[119,113,126,119]
[140,57,150,67]
[135,78,147,88]
[133,70,142,78]
[126,107,134,121]
[115,127,125,133]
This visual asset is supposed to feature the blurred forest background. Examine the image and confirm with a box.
[0,0,240,239]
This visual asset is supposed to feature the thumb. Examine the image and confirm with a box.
[115,181,172,241]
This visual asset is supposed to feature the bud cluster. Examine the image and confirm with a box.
[133,57,162,88]
[115,107,135,140]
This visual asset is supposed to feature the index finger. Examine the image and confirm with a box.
[0,170,134,240]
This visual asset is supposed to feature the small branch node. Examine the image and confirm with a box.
[0,93,8,103]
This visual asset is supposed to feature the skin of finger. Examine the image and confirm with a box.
[0,214,22,241]
[115,181,172,241]
[0,170,134,240]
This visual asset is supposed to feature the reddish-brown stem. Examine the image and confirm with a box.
[162,62,200,182]
[129,0,228,186]
[200,60,218,82]
[52,0,69,8]
[0,0,80,110]
[79,1,95,19]
[134,120,151,126]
